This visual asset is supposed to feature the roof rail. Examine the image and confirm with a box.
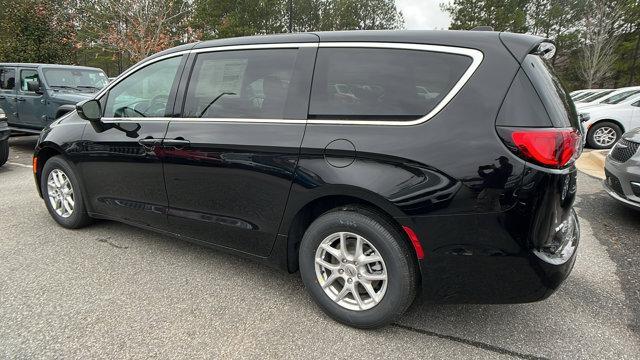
[471,26,494,31]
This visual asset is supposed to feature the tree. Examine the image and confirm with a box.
[79,0,191,64]
[441,0,529,32]
[579,0,624,87]
[190,0,404,39]
[0,0,78,63]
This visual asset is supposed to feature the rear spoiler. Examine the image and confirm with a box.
[499,32,552,63]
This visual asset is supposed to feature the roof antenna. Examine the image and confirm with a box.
[471,26,494,31]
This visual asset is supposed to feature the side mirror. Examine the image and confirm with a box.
[76,99,102,122]
[27,81,43,94]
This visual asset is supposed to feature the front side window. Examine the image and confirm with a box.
[309,48,472,120]
[43,68,109,92]
[0,68,15,90]
[183,49,298,119]
[104,56,182,118]
[20,69,39,92]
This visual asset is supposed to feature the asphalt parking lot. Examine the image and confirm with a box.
[1,136,639,359]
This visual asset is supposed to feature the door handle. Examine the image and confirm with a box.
[138,137,163,147]
[163,137,190,148]
[0,95,5,99]
[16,97,25,102]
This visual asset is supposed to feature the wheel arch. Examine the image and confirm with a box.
[588,118,626,134]
[280,190,420,277]
[33,143,65,197]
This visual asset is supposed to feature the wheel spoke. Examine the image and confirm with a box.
[339,232,349,259]
[315,258,340,271]
[361,281,379,303]
[359,254,382,264]
[354,235,364,259]
[334,285,350,302]
[321,272,340,289]
[352,286,365,309]
[320,243,342,260]
[66,195,74,207]
[362,272,386,282]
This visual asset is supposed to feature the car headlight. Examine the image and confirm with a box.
[579,113,590,122]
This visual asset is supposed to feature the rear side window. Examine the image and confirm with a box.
[581,89,614,102]
[308,48,472,120]
[183,49,298,119]
[0,68,15,90]
[602,90,640,104]
[522,54,578,128]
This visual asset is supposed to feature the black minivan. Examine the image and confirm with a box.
[34,31,581,328]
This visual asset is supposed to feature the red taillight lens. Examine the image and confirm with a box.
[501,128,581,168]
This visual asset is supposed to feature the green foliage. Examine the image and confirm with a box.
[0,0,78,64]
[190,0,404,39]
[442,0,529,32]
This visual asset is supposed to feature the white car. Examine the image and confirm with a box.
[579,93,640,148]
[575,89,615,104]
[575,87,640,111]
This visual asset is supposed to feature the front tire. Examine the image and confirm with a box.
[0,139,8,167]
[41,155,92,229]
[587,121,621,149]
[299,208,417,328]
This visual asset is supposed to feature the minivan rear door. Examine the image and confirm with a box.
[162,41,317,257]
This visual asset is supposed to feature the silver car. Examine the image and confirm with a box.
[604,128,640,209]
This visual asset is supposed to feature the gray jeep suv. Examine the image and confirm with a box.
[0,64,108,133]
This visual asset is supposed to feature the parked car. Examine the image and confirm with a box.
[0,63,109,134]
[575,86,640,111]
[573,89,603,101]
[0,108,8,167]
[33,31,581,328]
[579,93,640,148]
[575,89,614,103]
[604,128,640,209]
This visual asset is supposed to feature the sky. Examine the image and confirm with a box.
[395,0,452,30]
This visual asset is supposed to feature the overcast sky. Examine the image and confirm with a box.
[396,0,452,30]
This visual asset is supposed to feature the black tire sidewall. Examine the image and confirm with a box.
[0,139,8,166]
[40,156,89,228]
[587,122,621,149]
[299,210,416,328]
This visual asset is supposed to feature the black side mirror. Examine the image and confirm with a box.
[26,81,43,95]
[76,99,102,122]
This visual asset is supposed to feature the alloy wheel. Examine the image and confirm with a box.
[47,169,75,218]
[314,231,388,311]
[593,126,617,147]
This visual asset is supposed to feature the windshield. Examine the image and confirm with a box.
[602,90,640,104]
[580,89,614,102]
[573,91,596,101]
[43,68,109,91]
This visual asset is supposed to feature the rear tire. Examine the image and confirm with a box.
[587,121,621,149]
[299,207,417,328]
[0,139,8,167]
[41,155,92,229]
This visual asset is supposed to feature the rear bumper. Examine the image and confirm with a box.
[414,209,579,303]
[412,166,580,304]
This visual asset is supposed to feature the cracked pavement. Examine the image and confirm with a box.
[1,136,638,359]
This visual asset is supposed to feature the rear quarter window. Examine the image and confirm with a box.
[521,54,579,129]
[308,48,473,121]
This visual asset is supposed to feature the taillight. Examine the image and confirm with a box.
[498,127,582,169]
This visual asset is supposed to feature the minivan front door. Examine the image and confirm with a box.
[17,68,46,129]
[78,55,186,229]
[162,44,317,256]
